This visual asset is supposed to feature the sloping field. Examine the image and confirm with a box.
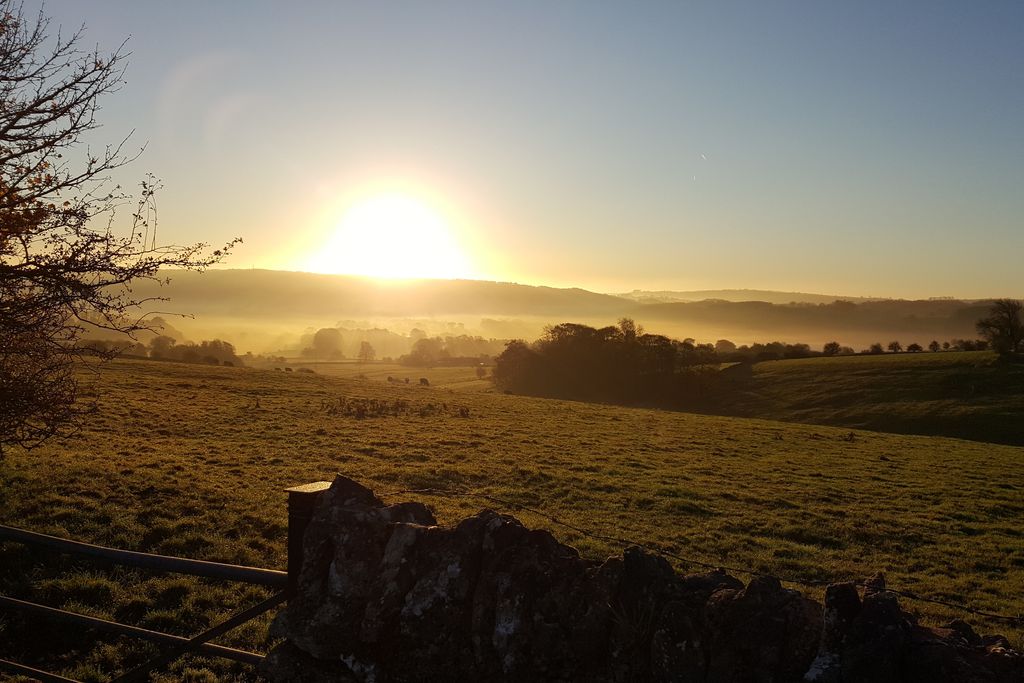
[713,351,1024,445]
[1,358,1021,679]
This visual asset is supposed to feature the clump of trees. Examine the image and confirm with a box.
[492,319,720,406]
[0,4,237,453]
[399,334,501,367]
[713,341,819,363]
[976,299,1023,355]
[302,328,344,359]
[861,339,989,354]
[147,337,242,366]
[80,336,243,366]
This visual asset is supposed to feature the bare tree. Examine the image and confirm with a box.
[0,4,237,454]
[976,299,1024,356]
[357,340,376,363]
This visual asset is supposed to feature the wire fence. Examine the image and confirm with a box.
[380,486,1024,627]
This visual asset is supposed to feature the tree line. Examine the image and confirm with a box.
[493,301,1023,408]
[492,319,721,406]
[82,336,243,367]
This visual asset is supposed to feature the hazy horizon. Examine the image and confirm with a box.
[187,266,1022,303]
[101,269,995,355]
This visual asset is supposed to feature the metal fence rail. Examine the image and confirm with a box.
[0,658,79,682]
[0,523,288,588]
[0,595,265,666]
[0,498,316,683]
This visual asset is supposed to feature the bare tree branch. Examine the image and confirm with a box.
[0,3,240,454]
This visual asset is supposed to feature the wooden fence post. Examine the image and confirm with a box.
[285,481,332,597]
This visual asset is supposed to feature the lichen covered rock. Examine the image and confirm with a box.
[261,476,1021,683]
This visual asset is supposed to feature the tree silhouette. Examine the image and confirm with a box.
[312,328,343,359]
[975,299,1024,355]
[357,341,376,363]
[0,4,237,453]
[823,341,841,356]
[928,340,940,353]
[887,341,902,353]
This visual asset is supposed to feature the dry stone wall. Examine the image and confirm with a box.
[261,475,1022,682]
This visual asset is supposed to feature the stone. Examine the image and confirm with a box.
[260,476,1024,683]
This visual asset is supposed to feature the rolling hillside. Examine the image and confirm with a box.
[130,270,633,319]
[711,351,1024,445]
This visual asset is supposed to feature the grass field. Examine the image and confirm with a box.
[283,359,492,392]
[712,351,1024,446]
[1,357,1022,680]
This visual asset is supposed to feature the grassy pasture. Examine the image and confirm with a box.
[714,351,1024,445]
[284,360,490,392]
[0,357,1022,680]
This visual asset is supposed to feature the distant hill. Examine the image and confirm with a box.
[636,298,988,348]
[615,289,883,305]
[134,270,632,319]
[132,269,993,351]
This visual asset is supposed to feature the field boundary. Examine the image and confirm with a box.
[379,485,1024,626]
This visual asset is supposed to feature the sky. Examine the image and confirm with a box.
[37,1,1024,298]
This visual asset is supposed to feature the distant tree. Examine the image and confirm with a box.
[148,335,176,359]
[715,339,736,354]
[928,340,941,353]
[312,328,343,359]
[906,343,923,353]
[783,343,812,359]
[868,343,884,355]
[617,317,642,341]
[403,337,445,366]
[887,341,902,353]
[951,338,987,352]
[357,341,376,363]
[942,341,951,351]
[975,299,1024,355]
[822,341,841,356]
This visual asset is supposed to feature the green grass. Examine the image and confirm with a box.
[285,360,491,392]
[1,357,1022,679]
[712,351,1024,445]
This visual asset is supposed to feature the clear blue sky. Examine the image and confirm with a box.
[40,1,1024,298]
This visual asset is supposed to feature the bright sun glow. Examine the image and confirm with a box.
[305,193,473,280]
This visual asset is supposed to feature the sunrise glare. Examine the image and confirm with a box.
[304,192,474,280]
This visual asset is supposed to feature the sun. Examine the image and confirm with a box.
[305,193,473,280]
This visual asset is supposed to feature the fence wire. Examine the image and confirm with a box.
[380,486,1024,627]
